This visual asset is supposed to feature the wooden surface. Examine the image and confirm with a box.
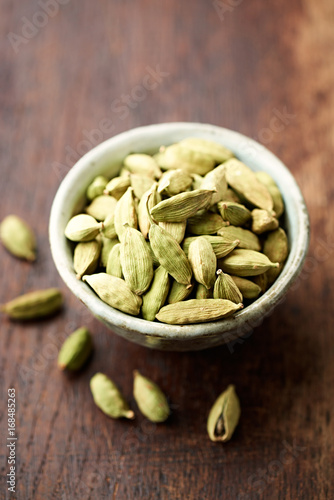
[1,0,334,499]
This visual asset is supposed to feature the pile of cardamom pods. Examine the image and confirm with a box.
[64,137,289,325]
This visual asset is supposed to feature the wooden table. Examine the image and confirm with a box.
[1,1,333,498]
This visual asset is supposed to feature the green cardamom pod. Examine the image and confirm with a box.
[86,175,109,201]
[100,236,119,268]
[0,215,36,261]
[90,373,135,419]
[133,370,170,423]
[179,137,234,163]
[219,249,279,276]
[120,225,154,295]
[207,385,241,442]
[251,209,279,234]
[252,273,268,293]
[0,288,63,320]
[218,201,252,227]
[158,221,187,244]
[147,198,192,285]
[73,239,101,279]
[85,195,117,221]
[101,212,117,239]
[106,243,123,278]
[201,164,228,205]
[157,169,193,196]
[124,153,162,179]
[146,241,160,267]
[187,212,226,235]
[156,299,243,324]
[168,280,194,304]
[217,226,261,251]
[58,327,93,371]
[256,171,284,218]
[191,173,204,190]
[230,276,262,299]
[225,159,274,211]
[114,187,138,241]
[141,266,170,321]
[150,189,214,222]
[65,214,103,242]
[104,175,131,200]
[138,183,161,239]
[83,273,142,315]
[263,227,288,284]
[130,174,155,200]
[224,188,242,203]
[183,235,239,259]
[188,237,217,289]
[195,283,213,299]
[156,143,216,176]
[213,270,243,303]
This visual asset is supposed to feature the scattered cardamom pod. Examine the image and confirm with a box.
[73,239,101,279]
[133,370,170,423]
[0,288,63,320]
[58,327,93,371]
[0,215,36,261]
[156,299,243,324]
[141,266,170,321]
[207,385,241,442]
[83,273,142,315]
[65,214,103,242]
[214,270,243,303]
[90,373,135,419]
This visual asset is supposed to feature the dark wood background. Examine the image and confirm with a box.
[1,0,333,498]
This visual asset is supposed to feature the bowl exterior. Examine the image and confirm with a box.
[49,122,310,351]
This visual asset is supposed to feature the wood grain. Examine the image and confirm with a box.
[1,0,334,498]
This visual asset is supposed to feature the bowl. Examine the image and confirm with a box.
[49,122,309,351]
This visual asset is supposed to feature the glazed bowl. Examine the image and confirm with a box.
[49,122,309,351]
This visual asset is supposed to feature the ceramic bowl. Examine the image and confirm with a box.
[49,122,309,351]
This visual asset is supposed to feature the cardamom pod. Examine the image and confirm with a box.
[138,183,161,239]
[251,209,279,234]
[90,373,135,419]
[252,273,268,294]
[225,159,273,211]
[191,173,204,190]
[58,327,93,371]
[106,243,123,278]
[207,385,240,442]
[146,241,160,267]
[0,288,63,320]
[133,370,170,422]
[187,212,226,235]
[156,143,216,175]
[195,283,213,299]
[230,276,262,299]
[150,189,214,222]
[158,221,187,244]
[158,169,193,196]
[141,266,170,321]
[188,237,217,289]
[120,225,154,295]
[218,201,252,227]
[85,195,117,221]
[183,235,239,259]
[83,273,142,315]
[86,175,109,201]
[74,239,101,279]
[213,270,243,303]
[0,215,36,261]
[256,171,284,217]
[179,137,234,163]
[65,214,103,242]
[200,164,228,205]
[114,187,138,241]
[263,228,288,284]
[147,197,192,285]
[156,299,243,324]
[219,249,279,276]
[104,175,131,200]
[168,280,194,304]
[102,212,117,239]
[130,174,155,200]
[124,153,162,179]
[217,226,261,251]
[224,188,242,203]
[100,236,119,267]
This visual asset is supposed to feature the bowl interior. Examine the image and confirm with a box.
[49,122,309,342]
